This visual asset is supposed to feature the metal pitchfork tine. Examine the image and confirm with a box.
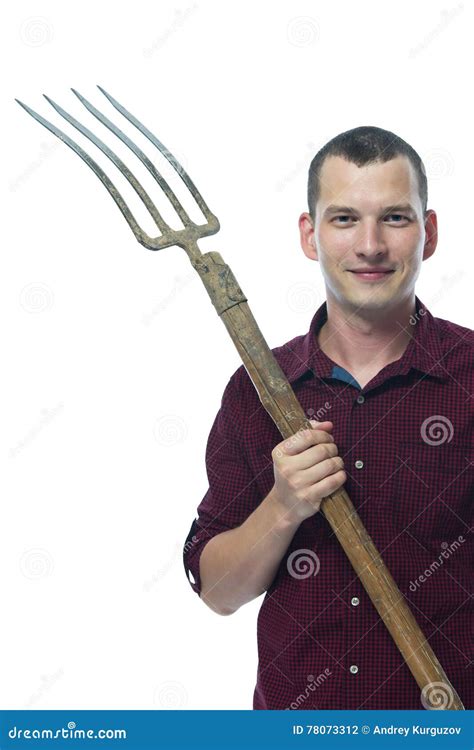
[16,87,464,711]
[15,86,219,256]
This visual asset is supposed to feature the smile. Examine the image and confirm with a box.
[349,271,395,281]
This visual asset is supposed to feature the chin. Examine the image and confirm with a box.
[336,287,399,312]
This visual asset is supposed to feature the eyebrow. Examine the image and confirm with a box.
[323,203,417,217]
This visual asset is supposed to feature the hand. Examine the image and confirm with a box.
[270,420,346,524]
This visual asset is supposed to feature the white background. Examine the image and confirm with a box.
[1,0,472,710]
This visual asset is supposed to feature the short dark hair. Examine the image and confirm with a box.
[307,126,427,220]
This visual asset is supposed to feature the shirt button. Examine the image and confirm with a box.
[356,394,365,404]
[351,597,360,606]
[355,459,364,469]
[350,665,359,674]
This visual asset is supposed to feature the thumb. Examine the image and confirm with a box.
[309,419,333,429]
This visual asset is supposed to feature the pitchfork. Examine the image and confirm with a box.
[16,86,464,711]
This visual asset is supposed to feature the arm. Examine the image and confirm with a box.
[199,420,346,615]
[199,486,299,615]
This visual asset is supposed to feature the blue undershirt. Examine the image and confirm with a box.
[331,365,362,390]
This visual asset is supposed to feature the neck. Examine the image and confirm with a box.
[317,293,416,375]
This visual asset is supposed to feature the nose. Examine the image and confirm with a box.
[355,218,387,258]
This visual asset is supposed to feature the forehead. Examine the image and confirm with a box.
[316,154,420,211]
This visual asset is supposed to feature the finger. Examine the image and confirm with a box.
[293,440,338,471]
[277,428,334,458]
[306,465,347,501]
[310,455,345,484]
[309,420,333,429]
[317,469,347,498]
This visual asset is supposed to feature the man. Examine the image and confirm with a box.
[183,127,473,710]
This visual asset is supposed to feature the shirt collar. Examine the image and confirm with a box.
[277,295,449,385]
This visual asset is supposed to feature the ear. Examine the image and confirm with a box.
[299,212,318,261]
[422,209,438,261]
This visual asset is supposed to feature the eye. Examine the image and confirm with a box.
[385,214,410,223]
[332,215,355,224]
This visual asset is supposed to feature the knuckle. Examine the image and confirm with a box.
[290,473,305,492]
[316,445,329,461]
[279,464,291,481]
[299,488,312,505]
[290,474,301,490]
[330,470,342,484]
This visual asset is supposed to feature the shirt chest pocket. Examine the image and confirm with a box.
[388,441,473,540]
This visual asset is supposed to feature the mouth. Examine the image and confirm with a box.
[348,270,395,281]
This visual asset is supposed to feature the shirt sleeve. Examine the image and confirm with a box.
[182,370,266,596]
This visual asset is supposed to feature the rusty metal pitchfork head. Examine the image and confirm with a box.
[16,86,220,264]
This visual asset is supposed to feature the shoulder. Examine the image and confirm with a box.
[432,312,474,356]
[223,329,307,416]
[428,311,474,389]
[228,329,306,389]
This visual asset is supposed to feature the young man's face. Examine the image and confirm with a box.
[299,154,438,315]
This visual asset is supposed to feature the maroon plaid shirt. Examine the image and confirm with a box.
[183,296,473,710]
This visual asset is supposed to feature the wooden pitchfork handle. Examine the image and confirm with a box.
[194,251,465,711]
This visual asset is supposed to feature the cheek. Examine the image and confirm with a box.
[388,231,424,267]
[383,225,424,249]
[318,227,352,258]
